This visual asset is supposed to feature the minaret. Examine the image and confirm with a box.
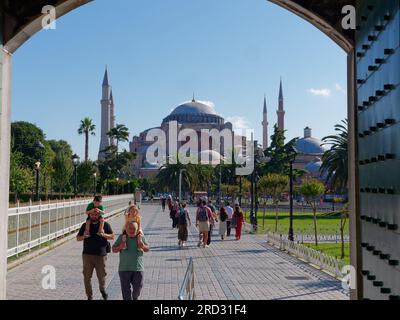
[98,67,113,160]
[262,95,269,150]
[110,89,116,146]
[277,78,285,131]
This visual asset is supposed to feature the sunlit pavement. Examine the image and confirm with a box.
[6,204,348,300]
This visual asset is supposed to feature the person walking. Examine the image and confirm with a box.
[167,195,175,228]
[218,206,228,240]
[233,204,244,240]
[161,196,166,212]
[77,209,115,300]
[113,221,150,300]
[224,202,234,237]
[206,199,217,245]
[196,199,214,248]
[172,198,180,229]
[177,202,191,247]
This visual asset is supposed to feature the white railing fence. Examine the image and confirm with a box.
[178,257,195,300]
[7,194,133,258]
[243,222,349,243]
[266,232,346,279]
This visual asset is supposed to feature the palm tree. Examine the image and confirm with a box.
[156,161,192,196]
[107,124,130,153]
[78,118,96,162]
[320,119,348,192]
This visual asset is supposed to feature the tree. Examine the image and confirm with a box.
[320,119,348,192]
[77,161,96,194]
[258,173,289,232]
[11,121,46,168]
[156,161,191,196]
[97,147,135,194]
[263,125,300,176]
[52,152,73,197]
[299,179,325,246]
[48,139,74,196]
[78,117,96,162]
[107,124,129,153]
[9,152,33,201]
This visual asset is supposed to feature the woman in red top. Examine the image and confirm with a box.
[233,204,244,240]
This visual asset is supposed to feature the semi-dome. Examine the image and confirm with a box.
[295,127,326,155]
[162,98,224,125]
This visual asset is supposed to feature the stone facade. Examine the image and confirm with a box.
[130,98,245,177]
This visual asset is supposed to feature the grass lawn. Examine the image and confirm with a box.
[303,243,350,265]
[244,210,349,236]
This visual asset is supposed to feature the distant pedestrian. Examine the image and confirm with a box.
[172,199,180,229]
[161,197,166,212]
[113,221,150,300]
[177,202,191,247]
[196,199,214,248]
[224,202,234,237]
[232,204,244,240]
[206,200,217,245]
[77,209,115,300]
[218,206,228,240]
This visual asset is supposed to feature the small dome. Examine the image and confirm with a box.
[304,157,323,174]
[296,137,326,155]
[170,100,217,116]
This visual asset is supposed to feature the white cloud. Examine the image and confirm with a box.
[308,88,332,97]
[335,83,346,94]
[226,116,251,131]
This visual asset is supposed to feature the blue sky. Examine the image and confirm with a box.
[12,0,347,160]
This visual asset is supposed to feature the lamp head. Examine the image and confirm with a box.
[72,154,80,166]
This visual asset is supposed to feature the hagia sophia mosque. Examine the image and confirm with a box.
[98,69,327,179]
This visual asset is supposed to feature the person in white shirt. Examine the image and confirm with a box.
[224,202,234,237]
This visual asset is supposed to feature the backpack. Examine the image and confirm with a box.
[198,207,208,222]
[178,208,187,225]
[208,204,216,214]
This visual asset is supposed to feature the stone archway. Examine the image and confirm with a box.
[0,0,360,300]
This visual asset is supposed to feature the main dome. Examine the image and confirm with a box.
[162,99,224,125]
[170,100,218,116]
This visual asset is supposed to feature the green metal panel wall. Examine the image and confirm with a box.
[356,0,400,300]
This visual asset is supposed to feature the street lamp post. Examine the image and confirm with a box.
[250,140,257,229]
[116,177,119,195]
[179,169,186,200]
[33,141,44,202]
[93,172,97,196]
[288,160,294,241]
[72,154,80,198]
[288,146,298,242]
[239,176,242,207]
[34,161,41,202]
[218,165,222,206]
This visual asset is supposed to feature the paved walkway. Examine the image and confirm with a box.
[6,204,348,300]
